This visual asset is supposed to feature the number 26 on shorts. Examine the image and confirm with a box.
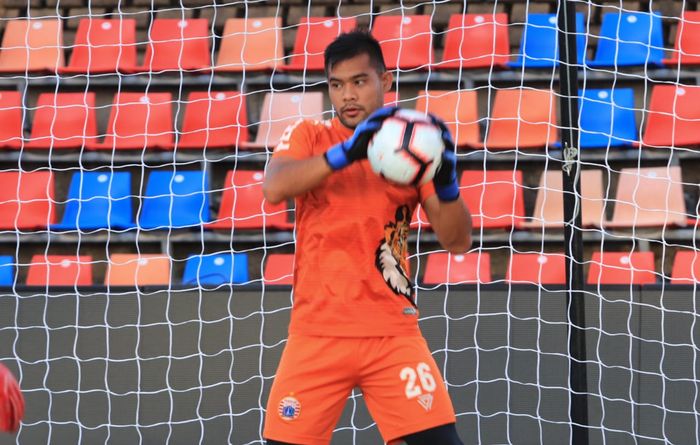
[400,362,437,399]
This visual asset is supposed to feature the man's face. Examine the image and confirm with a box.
[327,53,393,129]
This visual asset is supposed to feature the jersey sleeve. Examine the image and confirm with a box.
[273,119,315,160]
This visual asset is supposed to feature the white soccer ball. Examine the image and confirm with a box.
[367,109,445,186]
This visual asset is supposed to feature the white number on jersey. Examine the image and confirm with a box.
[399,362,436,399]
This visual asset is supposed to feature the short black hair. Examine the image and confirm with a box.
[324,30,386,75]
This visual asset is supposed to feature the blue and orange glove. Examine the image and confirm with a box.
[0,363,23,433]
[429,114,460,202]
[324,106,399,171]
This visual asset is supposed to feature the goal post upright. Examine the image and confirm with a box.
[556,0,589,443]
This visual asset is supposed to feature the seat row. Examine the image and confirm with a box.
[2,249,699,287]
[2,84,699,151]
[0,166,691,232]
[3,10,700,74]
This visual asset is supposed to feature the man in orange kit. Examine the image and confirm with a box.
[262,30,471,445]
[0,362,23,434]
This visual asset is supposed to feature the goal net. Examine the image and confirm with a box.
[0,0,698,443]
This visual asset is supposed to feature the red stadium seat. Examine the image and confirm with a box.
[88,92,174,150]
[26,255,93,286]
[264,254,294,285]
[422,252,491,285]
[283,17,357,71]
[0,171,55,230]
[26,92,98,149]
[664,11,700,66]
[506,253,566,285]
[671,250,700,284]
[215,17,283,72]
[0,20,64,72]
[0,91,23,149]
[587,251,657,285]
[415,89,481,148]
[606,166,686,228]
[461,170,525,229]
[485,89,558,150]
[178,91,249,149]
[523,169,605,228]
[435,13,510,69]
[371,15,434,70]
[138,19,210,72]
[384,91,400,106]
[207,170,291,230]
[642,85,700,148]
[61,19,138,73]
[243,92,324,150]
[105,254,171,286]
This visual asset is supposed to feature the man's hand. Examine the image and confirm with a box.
[324,106,398,171]
[0,363,24,433]
[429,114,460,202]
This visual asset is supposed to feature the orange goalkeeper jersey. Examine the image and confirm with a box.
[272,117,435,337]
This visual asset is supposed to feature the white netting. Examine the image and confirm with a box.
[0,0,698,443]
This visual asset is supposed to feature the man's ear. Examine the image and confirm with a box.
[381,70,394,93]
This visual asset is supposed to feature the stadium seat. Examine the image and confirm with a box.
[0,171,55,230]
[642,85,700,148]
[371,15,434,70]
[88,92,174,150]
[244,92,324,150]
[578,88,638,148]
[606,166,686,228]
[385,91,400,106]
[484,89,558,150]
[26,92,98,149]
[523,169,605,228]
[263,254,294,285]
[422,252,492,285]
[664,11,700,66]
[138,170,209,230]
[0,91,23,149]
[51,171,134,230]
[435,13,509,69]
[215,17,282,72]
[61,19,138,73]
[587,11,664,67]
[587,251,656,285]
[461,170,525,229]
[670,249,700,284]
[506,253,566,285]
[283,17,357,71]
[0,20,64,72]
[207,170,291,230]
[509,13,585,68]
[26,255,93,286]
[415,90,481,148]
[104,254,170,286]
[178,91,249,149]
[181,253,249,286]
[0,256,15,286]
[138,19,211,72]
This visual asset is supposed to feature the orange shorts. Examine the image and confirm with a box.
[263,334,456,445]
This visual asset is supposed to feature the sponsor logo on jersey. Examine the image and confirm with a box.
[417,393,433,412]
[278,395,301,421]
[403,307,417,315]
[375,205,416,306]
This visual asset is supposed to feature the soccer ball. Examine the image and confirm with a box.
[367,109,444,186]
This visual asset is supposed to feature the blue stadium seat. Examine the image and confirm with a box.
[578,88,638,148]
[52,171,135,230]
[181,253,249,286]
[587,11,664,67]
[138,170,210,229]
[509,13,585,68]
[0,256,14,285]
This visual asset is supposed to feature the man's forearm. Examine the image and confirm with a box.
[431,198,472,254]
[262,156,333,204]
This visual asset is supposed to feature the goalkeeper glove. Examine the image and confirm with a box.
[0,363,23,433]
[429,114,460,202]
[324,106,398,171]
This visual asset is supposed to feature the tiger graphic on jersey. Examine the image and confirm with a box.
[375,205,415,303]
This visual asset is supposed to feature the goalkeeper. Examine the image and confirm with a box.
[0,363,23,434]
[262,30,471,445]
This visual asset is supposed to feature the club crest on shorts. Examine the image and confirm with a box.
[278,396,301,421]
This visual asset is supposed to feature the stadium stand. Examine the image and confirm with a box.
[484,88,558,149]
[138,170,209,230]
[670,249,700,284]
[665,11,700,66]
[26,255,93,286]
[509,13,585,68]
[283,17,357,71]
[177,91,249,149]
[0,171,55,230]
[215,17,283,72]
[0,91,23,148]
[0,256,14,286]
[415,89,481,148]
[578,88,638,148]
[506,253,567,284]
[60,18,138,73]
[371,15,435,70]
[587,11,665,67]
[181,253,249,286]
[586,251,657,285]
[460,170,525,229]
[26,92,98,149]
[104,254,171,286]
[422,252,492,285]
[642,85,700,148]
[0,19,63,72]
[263,253,294,285]
[435,13,510,69]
